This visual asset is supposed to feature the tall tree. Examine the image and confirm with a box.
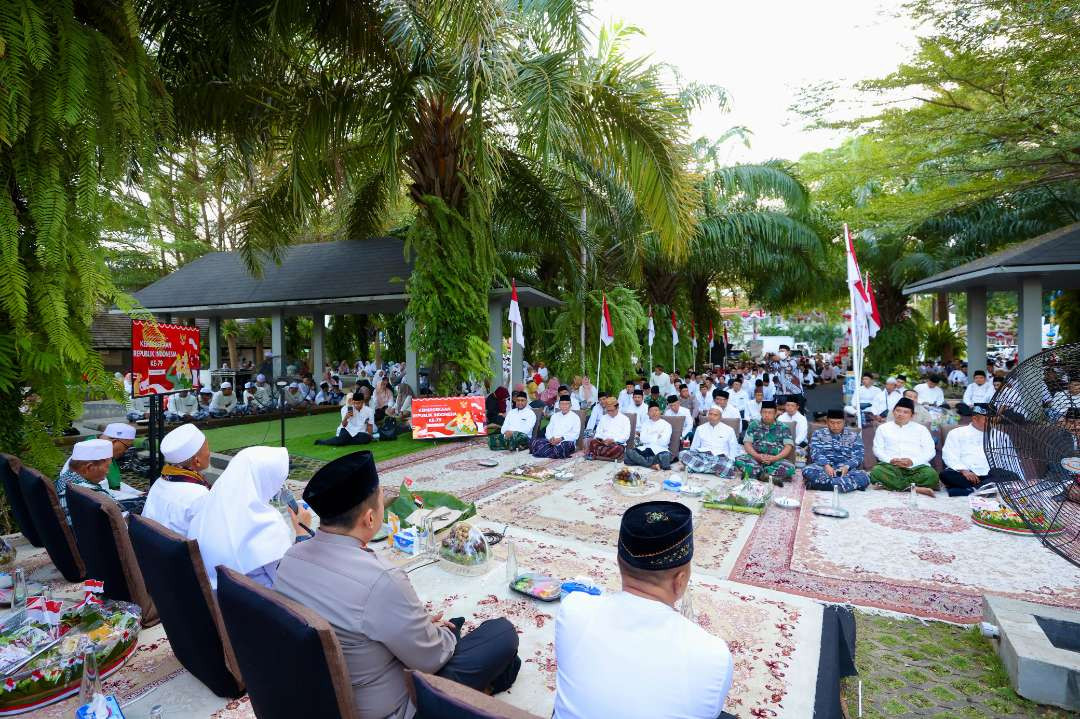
[0,2,168,467]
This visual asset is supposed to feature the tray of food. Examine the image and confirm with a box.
[504,463,572,482]
[969,498,1064,536]
[611,468,659,496]
[703,479,772,514]
[438,522,492,576]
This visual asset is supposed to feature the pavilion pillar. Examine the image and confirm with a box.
[1018,277,1043,361]
[404,315,419,391]
[271,308,286,378]
[488,299,504,388]
[208,316,221,371]
[311,313,325,376]
[966,286,987,379]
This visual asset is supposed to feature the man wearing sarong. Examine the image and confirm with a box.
[530,395,581,459]
[586,398,631,460]
[734,401,796,484]
[870,397,939,495]
[489,391,536,451]
[625,404,673,471]
[679,407,739,477]
[803,409,870,492]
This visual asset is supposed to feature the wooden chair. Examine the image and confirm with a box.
[66,485,158,626]
[216,567,358,719]
[659,416,686,459]
[0,454,43,547]
[405,670,544,719]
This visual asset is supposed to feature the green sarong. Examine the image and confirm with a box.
[107,460,122,490]
[488,431,530,451]
[869,463,939,490]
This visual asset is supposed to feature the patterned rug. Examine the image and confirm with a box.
[730,482,1080,623]
[205,535,822,719]
[475,459,757,574]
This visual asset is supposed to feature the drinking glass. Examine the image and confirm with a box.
[11,568,26,608]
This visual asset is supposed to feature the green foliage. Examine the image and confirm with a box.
[922,322,966,362]
[327,316,363,364]
[0,1,167,457]
[549,287,645,391]
[866,320,922,375]
[1054,291,1080,346]
[793,323,843,352]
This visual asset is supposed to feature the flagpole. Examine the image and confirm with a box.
[596,340,603,389]
[845,223,863,430]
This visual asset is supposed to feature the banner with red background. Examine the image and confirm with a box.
[130,320,201,397]
[411,397,488,439]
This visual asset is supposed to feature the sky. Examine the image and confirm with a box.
[589,0,920,164]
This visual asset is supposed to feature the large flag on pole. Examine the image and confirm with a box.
[647,306,655,347]
[864,273,882,337]
[845,224,873,350]
[600,293,615,347]
[708,321,715,348]
[670,311,679,346]
[508,280,525,348]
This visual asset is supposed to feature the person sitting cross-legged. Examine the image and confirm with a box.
[679,407,739,477]
[733,401,796,485]
[209,381,243,418]
[275,452,522,718]
[939,403,1014,496]
[166,389,201,423]
[56,439,145,525]
[802,409,871,493]
[488,391,536,451]
[624,404,673,471]
[586,397,631,460]
[530,395,581,459]
[777,396,808,447]
[553,501,733,719]
[870,397,939,496]
[315,392,377,446]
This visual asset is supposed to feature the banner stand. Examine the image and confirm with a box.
[143,394,166,481]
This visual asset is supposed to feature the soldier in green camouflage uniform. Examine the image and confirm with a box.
[734,400,796,484]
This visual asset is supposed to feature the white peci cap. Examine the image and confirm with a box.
[289,382,300,389]
[71,439,113,461]
[245,382,255,388]
[161,424,206,464]
[256,374,266,382]
[220,381,232,389]
[101,423,136,441]
[199,387,213,395]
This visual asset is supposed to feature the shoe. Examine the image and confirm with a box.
[772,475,785,487]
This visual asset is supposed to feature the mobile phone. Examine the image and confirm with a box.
[276,487,299,513]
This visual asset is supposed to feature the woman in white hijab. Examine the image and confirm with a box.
[188,446,311,589]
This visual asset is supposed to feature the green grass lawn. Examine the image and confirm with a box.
[200,414,434,463]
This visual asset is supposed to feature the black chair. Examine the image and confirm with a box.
[66,485,158,626]
[0,454,43,547]
[127,515,243,698]
[405,670,544,719]
[216,567,358,719]
[18,466,85,582]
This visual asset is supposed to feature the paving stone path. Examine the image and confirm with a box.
[846,613,1074,718]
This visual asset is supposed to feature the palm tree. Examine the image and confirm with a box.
[221,320,241,370]
[139,3,698,392]
[244,318,271,366]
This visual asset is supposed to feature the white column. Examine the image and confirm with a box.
[311,313,325,376]
[271,308,286,378]
[488,299,503,387]
[966,287,987,379]
[1018,277,1043,361]
[208,316,220,371]
[405,315,419,391]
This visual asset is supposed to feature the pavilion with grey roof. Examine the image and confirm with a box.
[904,221,1080,372]
[124,237,561,388]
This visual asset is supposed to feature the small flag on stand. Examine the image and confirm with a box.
[708,321,715,349]
[691,319,697,351]
[647,306,655,347]
[670,311,679,346]
[508,280,525,348]
[600,294,615,346]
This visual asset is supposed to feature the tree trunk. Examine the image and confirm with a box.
[226,336,238,369]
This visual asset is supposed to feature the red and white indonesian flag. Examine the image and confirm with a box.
[26,595,45,621]
[845,224,879,348]
[508,280,525,349]
[671,311,679,346]
[647,306,655,347]
[864,273,882,336]
[708,320,715,348]
[600,293,615,347]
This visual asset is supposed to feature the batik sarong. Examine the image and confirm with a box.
[733,454,796,481]
[529,438,576,459]
[802,465,870,492]
[679,450,735,477]
[586,439,625,460]
[624,448,672,470]
[489,431,531,451]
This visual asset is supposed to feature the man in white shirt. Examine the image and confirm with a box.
[650,365,672,397]
[664,394,693,441]
[680,407,739,477]
[913,375,946,406]
[142,424,211,536]
[883,377,903,418]
[939,403,1005,496]
[554,502,733,719]
[727,378,749,416]
[761,375,776,402]
[251,374,275,413]
[530,395,581,458]
[1049,378,1080,420]
[165,389,200,422]
[745,387,764,421]
[209,382,242,418]
[711,390,741,420]
[315,393,377,445]
[586,397,631,460]
[489,391,536,451]
[584,392,609,436]
[948,365,967,386]
[693,384,711,420]
[870,398,939,495]
[958,370,995,414]
[685,371,700,400]
[846,373,886,424]
[628,389,649,424]
[617,380,637,414]
[624,404,673,470]
[778,396,808,446]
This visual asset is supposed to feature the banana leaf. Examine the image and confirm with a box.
[385,482,476,528]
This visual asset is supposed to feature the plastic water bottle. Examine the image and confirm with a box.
[78,646,101,706]
[149,705,164,719]
[11,568,26,608]
[505,541,518,583]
